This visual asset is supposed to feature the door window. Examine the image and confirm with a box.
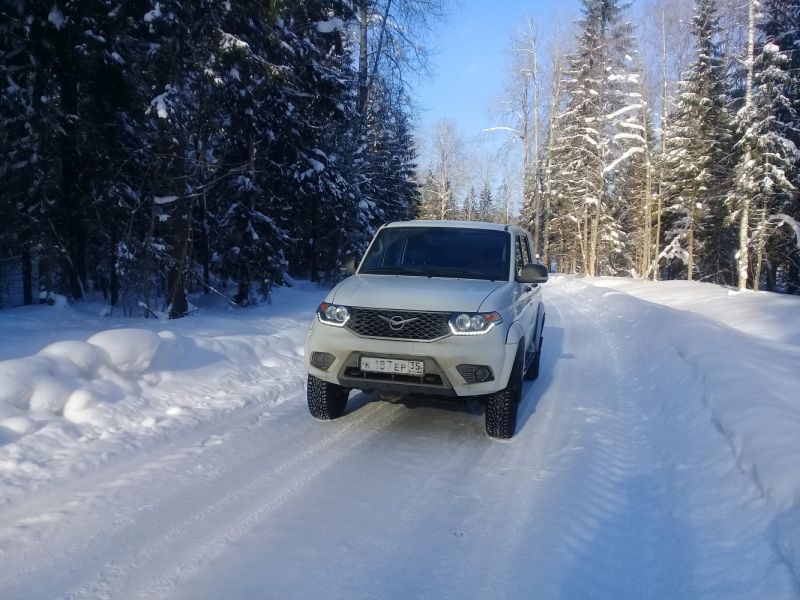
[515,236,525,277]
[521,235,532,265]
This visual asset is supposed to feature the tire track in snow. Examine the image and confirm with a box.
[0,391,396,599]
[531,284,797,600]
[58,399,408,600]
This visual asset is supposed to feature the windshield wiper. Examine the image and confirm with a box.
[423,269,493,280]
[362,267,432,277]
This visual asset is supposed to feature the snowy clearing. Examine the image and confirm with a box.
[0,276,799,599]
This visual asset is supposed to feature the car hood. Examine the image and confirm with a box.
[331,275,505,313]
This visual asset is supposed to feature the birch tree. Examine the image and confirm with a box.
[417,119,464,220]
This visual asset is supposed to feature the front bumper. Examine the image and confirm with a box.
[305,318,517,397]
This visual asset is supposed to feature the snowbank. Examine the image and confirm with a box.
[0,286,322,504]
[585,276,800,346]
[558,276,800,579]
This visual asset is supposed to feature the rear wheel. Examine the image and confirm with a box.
[485,348,523,439]
[307,374,350,420]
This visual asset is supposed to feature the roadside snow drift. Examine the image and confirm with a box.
[574,276,800,581]
[0,319,309,503]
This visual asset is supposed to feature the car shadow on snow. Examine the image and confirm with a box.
[515,323,564,435]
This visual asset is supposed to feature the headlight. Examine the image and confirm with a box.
[448,312,503,336]
[317,302,351,327]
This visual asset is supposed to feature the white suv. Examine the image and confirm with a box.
[304,220,547,438]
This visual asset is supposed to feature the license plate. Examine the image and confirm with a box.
[359,357,424,376]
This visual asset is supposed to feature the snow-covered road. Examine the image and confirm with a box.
[0,277,799,599]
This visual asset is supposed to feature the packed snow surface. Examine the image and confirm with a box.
[0,276,799,599]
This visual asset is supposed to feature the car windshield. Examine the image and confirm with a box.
[359,227,511,281]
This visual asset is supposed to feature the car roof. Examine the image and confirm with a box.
[382,220,519,234]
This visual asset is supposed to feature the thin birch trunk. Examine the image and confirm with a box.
[542,59,563,269]
[641,70,652,280]
[687,204,694,281]
[531,29,541,254]
[738,0,756,290]
[654,6,668,281]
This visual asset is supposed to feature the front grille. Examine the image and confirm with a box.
[346,308,450,341]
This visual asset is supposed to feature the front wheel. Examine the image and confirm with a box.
[485,349,523,439]
[307,374,349,420]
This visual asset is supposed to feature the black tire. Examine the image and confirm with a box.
[524,336,542,381]
[485,348,523,439]
[307,374,349,420]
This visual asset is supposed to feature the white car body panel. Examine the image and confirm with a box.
[305,220,545,398]
[330,275,504,313]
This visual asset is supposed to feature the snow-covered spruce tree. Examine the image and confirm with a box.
[461,184,477,222]
[0,0,424,313]
[139,0,236,317]
[355,84,420,237]
[729,0,800,293]
[219,2,357,294]
[616,96,657,279]
[662,0,734,282]
[550,0,644,276]
[477,180,495,224]
[0,0,37,304]
[730,37,799,290]
[0,0,151,306]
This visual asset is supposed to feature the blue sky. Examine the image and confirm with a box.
[414,0,579,142]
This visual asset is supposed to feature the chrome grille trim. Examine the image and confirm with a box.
[345,308,451,341]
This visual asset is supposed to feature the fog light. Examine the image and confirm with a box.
[311,352,336,371]
[456,364,495,384]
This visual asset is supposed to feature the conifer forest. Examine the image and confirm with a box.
[415,0,800,295]
[2,0,800,319]
[0,0,426,316]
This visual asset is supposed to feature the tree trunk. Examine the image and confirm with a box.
[764,261,776,292]
[310,194,319,282]
[59,73,86,301]
[22,246,33,305]
[531,26,542,255]
[738,199,750,290]
[687,206,694,281]
[542,62,562,269]
[640,70,652,280]
[167,196,191,318]
[39,258,52,304]
[753,207,766,291]
[589,203,599,276]
[655,6,668,281]
[738,0,756,290]
[581,209,590,275]
[200,136,213,293]
[357,0,369,115]
[143,165,158,318]
[110,244,119,307]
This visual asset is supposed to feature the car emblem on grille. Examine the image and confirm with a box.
[379,315,419,331]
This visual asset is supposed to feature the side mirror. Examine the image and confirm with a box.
[516,263,548,284]
[340,254,359,275]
